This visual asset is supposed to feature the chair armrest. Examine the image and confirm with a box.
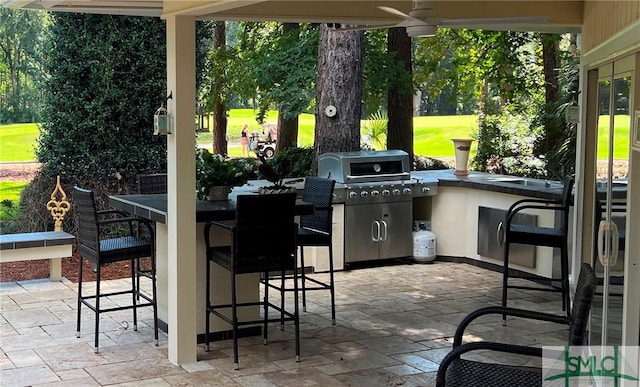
[506,199,564,225]
[98,216,154,238]
[436,342,542,387]
[453,306,569,347]
[97,209,130,217]
[506,197,557,213]
[204,221,235,248]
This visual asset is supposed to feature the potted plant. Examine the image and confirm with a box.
[256,154,300,194]
[195,148,254,200]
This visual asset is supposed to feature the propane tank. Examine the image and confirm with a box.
[413,223,436,263]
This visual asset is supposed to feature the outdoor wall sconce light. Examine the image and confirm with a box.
[565,91,580,124]
[565,103,579,124]
[154,92,173,135]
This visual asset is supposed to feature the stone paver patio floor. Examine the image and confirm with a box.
[1,261,573,386]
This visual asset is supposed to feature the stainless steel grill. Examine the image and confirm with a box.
[318,150,411,185]
[318,150,436,264]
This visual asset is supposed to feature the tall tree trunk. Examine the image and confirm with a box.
[540,33,561,154]
[276,114,298,151]
[276,23,300,152]
[542,34,560,106]
[212,21,228,156]
[315,24,363,162]
[386,27,414,164]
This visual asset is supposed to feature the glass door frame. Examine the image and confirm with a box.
[584,57,634,347]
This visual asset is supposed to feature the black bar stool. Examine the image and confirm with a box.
[501,175,574,319]
[204,193,300,370]
[73,186,158,353]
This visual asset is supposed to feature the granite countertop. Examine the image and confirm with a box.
[411,170,566,200]
[241,171,625,203]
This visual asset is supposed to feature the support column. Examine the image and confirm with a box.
[165,14,197,365]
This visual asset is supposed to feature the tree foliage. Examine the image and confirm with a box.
[237,22,319,122]
[0,8,49,123]
[36,13,168,188]
[414,29,541,114]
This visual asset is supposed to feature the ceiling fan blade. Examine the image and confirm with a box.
[334,23,405,32]
[377,5,427,24]
[440,16,548,26]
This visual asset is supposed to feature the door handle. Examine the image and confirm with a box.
[598,220,620,267]
[497,221,504,246]
[610,221,619,266]
[380,220,388,242]
[372,221,380,242]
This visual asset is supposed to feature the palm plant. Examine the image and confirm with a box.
[362,111,388,150]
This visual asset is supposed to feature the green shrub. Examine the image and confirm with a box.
[413,155,451,171]
[267,147,314,178]
[473,112,547,178]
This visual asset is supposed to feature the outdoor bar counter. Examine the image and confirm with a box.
[109,192,313,342]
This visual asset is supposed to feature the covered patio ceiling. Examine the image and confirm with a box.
[4,0,582,33]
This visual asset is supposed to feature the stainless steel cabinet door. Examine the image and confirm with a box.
[345,204,381,262]
[379,201,413,259]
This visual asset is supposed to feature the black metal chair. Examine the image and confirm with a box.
[137,173,167,194]
[501,175,574,318]
[204,193,300,370]
[265,177,337,325]
[73,186,158,353]
[436,263,597,387]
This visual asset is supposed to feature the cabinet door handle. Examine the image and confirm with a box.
[380,220,388,242]
[497,221,504,246]
[372,221,380,242]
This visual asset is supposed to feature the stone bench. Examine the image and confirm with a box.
[0,231,75,281]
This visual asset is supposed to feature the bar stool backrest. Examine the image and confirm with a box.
[137,173,167,194]
[234,193,297,274]
[73,186,101,255]
[559,175,575,233]
[300,177,335,234]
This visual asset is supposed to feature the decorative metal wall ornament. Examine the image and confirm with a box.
[46,175,71,231]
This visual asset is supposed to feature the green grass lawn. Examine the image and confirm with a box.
[196,109,476,157]
[0,123,40,162]
[1,112,476,162]
[0,181,28,220]
[2,113,631,162]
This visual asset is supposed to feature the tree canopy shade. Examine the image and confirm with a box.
[37,13,168,186]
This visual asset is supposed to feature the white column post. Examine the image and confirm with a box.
[165,14,197,365]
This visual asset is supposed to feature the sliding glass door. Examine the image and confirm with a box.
[590,64,631,346]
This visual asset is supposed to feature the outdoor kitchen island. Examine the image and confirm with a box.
[108,192,314,342]
[412,170,571,282]
[298,164,570,283]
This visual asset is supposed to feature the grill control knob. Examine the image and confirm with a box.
[371,190,380,197]
[421,186,430,194]
[349,191,358,199]
[360,191,369,198]
[382,189,390,196]
[392,189,401,196]
[403,188,412,195]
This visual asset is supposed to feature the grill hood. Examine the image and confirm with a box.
[318,150,411,184]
